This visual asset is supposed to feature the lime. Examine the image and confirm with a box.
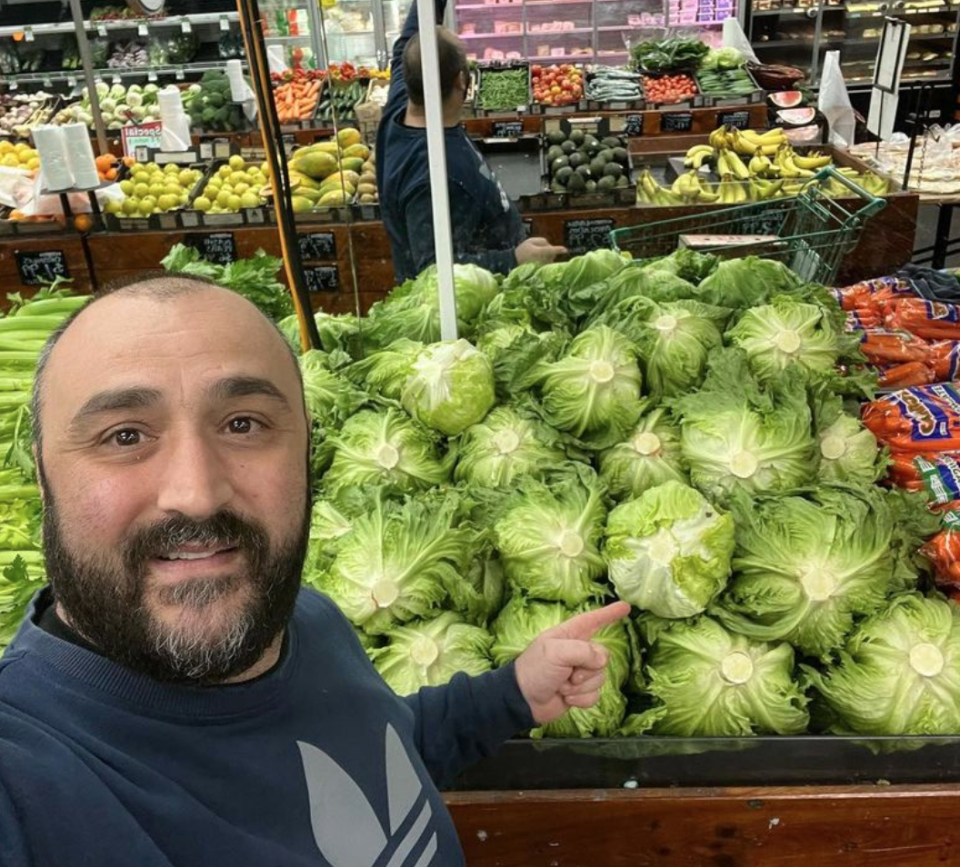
[227,195,242,211]
[157,194,179,211]
[119,180,135,196]
[240,191,261,209]
[138,200,155,217]
[228,154,246,171]
[218,165,232,179]
[194,196,212,212]
[215,190,232,208]
[134,182,150,198]
[122,198,140,215]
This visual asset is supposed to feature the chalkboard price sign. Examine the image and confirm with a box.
[304,265,340,292]
[564,218,614,254]
[15,250,69,286]
[661,112,693,133]
[299,232,337,261]
[492,120,524,139]
[185,232,237,266]
[718,110,751,130]
[623,114,643,137]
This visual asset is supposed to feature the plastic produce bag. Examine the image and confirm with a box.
[818,51,855,148]
[863,382,960,453]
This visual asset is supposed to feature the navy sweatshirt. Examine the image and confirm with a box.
[376,0,524,282]
[0,588,534,867]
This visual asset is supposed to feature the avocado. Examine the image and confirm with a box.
[616,175,630,188]
[583,135,600,154]
[546,145,564,162]
[555,166,574,184]
[589,157,606,176]
[598,149,614,164]
[566,171,587,193]
[602,136,622,149]
[551,156,570,173]
[560,140,577,155]
[568,152,586,169]
[597,175,617,192]
[613,147,629,165]
[547,130,566,146]
[570,129,586,146]
[575,165,592,180]
[603,162,623,179]
[550,180,567,193]
[585,180,597,193]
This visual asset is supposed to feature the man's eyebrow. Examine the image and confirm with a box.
[69,387,163,431]
[208,376,291,409]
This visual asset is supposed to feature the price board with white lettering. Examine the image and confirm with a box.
[661,112,693,133]
[718,110,751,130]
[564,218,614,254]
[16,250,69,286]
[304,266,339,292]
[184,233,237,266]
[298,232,337,261]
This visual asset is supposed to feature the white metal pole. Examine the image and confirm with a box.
[415,0,459,341]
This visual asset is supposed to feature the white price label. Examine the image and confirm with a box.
[138,22,149,36]
[97,23,107,37]
[42,75,52,87]
[220,16,230,31]
[67,76,77,88]
[24,28,34,42]
[181,19,192,33]
[112,75,122,85]
[148,70,158,82]
[8,82,17,91]
[175,67,185,80]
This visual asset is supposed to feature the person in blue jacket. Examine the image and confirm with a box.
[377,0,566,282]
[0,275,627,867]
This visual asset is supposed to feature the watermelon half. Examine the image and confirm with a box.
[777,107,817,127]
[768,90,804,109]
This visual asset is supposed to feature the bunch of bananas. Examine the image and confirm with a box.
[706,126,790,157]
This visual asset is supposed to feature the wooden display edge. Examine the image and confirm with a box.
[446,784,960,865]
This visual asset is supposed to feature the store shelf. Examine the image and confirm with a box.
[845,3,953,15]
[2,60,246,87]
[0,12,240,39]
[756,33,955,45]
[529,27,595,33]
[752,6,819,13]
[264,34,313,41]
[460,31,524,37]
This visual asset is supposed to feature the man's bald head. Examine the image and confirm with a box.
[402,27,469,107]
[31,274,301,451]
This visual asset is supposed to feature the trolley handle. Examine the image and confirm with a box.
[810,165,887,220]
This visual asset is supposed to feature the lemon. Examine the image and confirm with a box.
[0,141,13,155]
[122,198,140,215]
[104,199,123,215]
[215,190,232,208]
[178,169,195,186]
[165,184,182,196]
[138,200,155,217]
[164,163,181,174]
[157,194,179,211]
[134,182,150,198]
[234,182,249,196]
[227,195,242,211]
[119,180,135,196]
[1,154,19,168]
[240,191,261,209]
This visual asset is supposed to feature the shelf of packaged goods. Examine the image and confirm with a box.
[756,33,956,45]
[845,3,954,15]
[456,1,524,7]
[527,52,596,59]
[264,34,313,41]
[752,6,821,13]
[0,12,240,39]
[460,31,524,37]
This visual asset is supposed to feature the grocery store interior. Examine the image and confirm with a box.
[5,0,960,863]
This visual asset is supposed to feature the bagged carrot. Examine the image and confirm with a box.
[878,361,937,389]
[930,341,960,383]
[860,330,931,364]
[884,298,960,341]
[921,530,960,591]
[886,451,960,503]
[862,381,960,452]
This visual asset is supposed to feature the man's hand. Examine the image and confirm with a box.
[515,237,567,266]
[513,601,632,725]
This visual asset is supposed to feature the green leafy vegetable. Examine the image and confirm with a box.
[598,405,689,501]
[322,408,453,497]
[636,615,809,736]
[493,467,607,604]
[346,339,423,400]
[631,37,710,72]
[299,350,367,429]
[714,485,938,660]
[806,593,960,736]
[161,244,294,321]
[672,350,816,501]
[814,394,885,484]
[534,325,643,446]
[371,611,493,694]
[694,256,804,309]
[401,339,496,436]
[454,406,566,488]
[604,481,735,619]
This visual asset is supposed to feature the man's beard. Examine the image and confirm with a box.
[40,472,309,685]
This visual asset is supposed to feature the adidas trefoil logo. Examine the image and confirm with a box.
[298,724,438,867]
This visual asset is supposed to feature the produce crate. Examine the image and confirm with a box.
[521,116,636,211]
[694,67,764,109]
[640,73,700,109]
[315,79,367,127]
[583,67,645,112]
[0,209,66,236]
[474,63,531,116]
[103,161,211,232]
[529,64,588,116]
[274,79,324,133]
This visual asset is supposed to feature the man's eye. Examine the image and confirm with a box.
[227,417,260,435]
[112,429,142,447]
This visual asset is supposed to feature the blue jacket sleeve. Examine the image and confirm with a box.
[403,182,519,277]
[384,0,450,117]
[403,662,534,787]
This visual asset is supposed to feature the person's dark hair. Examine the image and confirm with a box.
[402,27,469,107]
[30,272,301,451]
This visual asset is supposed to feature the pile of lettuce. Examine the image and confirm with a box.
[8,249,951,744]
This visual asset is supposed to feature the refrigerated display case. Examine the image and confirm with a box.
[747,0,960,91]
[452,0,740,64]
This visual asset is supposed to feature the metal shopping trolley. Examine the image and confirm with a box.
[610,166,887,286]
